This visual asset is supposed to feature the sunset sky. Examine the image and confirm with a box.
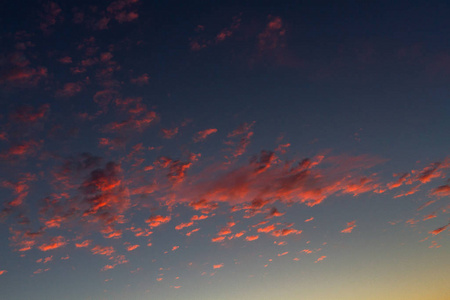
[0,1,449,299]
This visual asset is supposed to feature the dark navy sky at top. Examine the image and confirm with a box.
[1,0,449,165]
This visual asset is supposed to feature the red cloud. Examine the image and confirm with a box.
[155,156,196,184]
[193,128,217,142]
[161,127,179,139]
[430,185,450,197]
[80,162,130,225]
[146,215,171,228]
[266,207,285,219]
[40,2,62,33]
[115,11,139,23]
[175,222,194,230]
[55,82,83,97]
[2,173,36,207]
[91,245,115,256]
[105,111,158,132]
[58,56,72,64]
[189,15,241,51]
[189,199,218,213]
[11,104,49,123]
[38,236,67,251]
[172,153,383,209]
[225,122,255,158]
[271,228,301,237]
[130,73,150,85]
[386,173,409,189]
[258,16,286,52]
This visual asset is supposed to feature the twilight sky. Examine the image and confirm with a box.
[0,1,449,299]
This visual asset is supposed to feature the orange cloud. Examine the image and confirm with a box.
[257,224,276,233]
[175,222,194,230]
[430,223,449,235]
[38,236,67,251]
[430,185,450,197]
[91,245,115,256]
[315,256,327,263]
[146,215,171,228]
[186,228,200,236]
[191,214,209,221]
[127,244,140,251]
[211,236,226,243]
[75,240,91,248]
[271,228,301,237]
[101,264,115,271]
[386,173,409,189]
[266,207,285,219]
[213,263,224,269]
[245,235,259,241]
[341,221,356,233]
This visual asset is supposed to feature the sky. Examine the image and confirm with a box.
[0,1,449,299]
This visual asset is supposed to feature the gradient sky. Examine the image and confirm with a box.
[0,1,449,299]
